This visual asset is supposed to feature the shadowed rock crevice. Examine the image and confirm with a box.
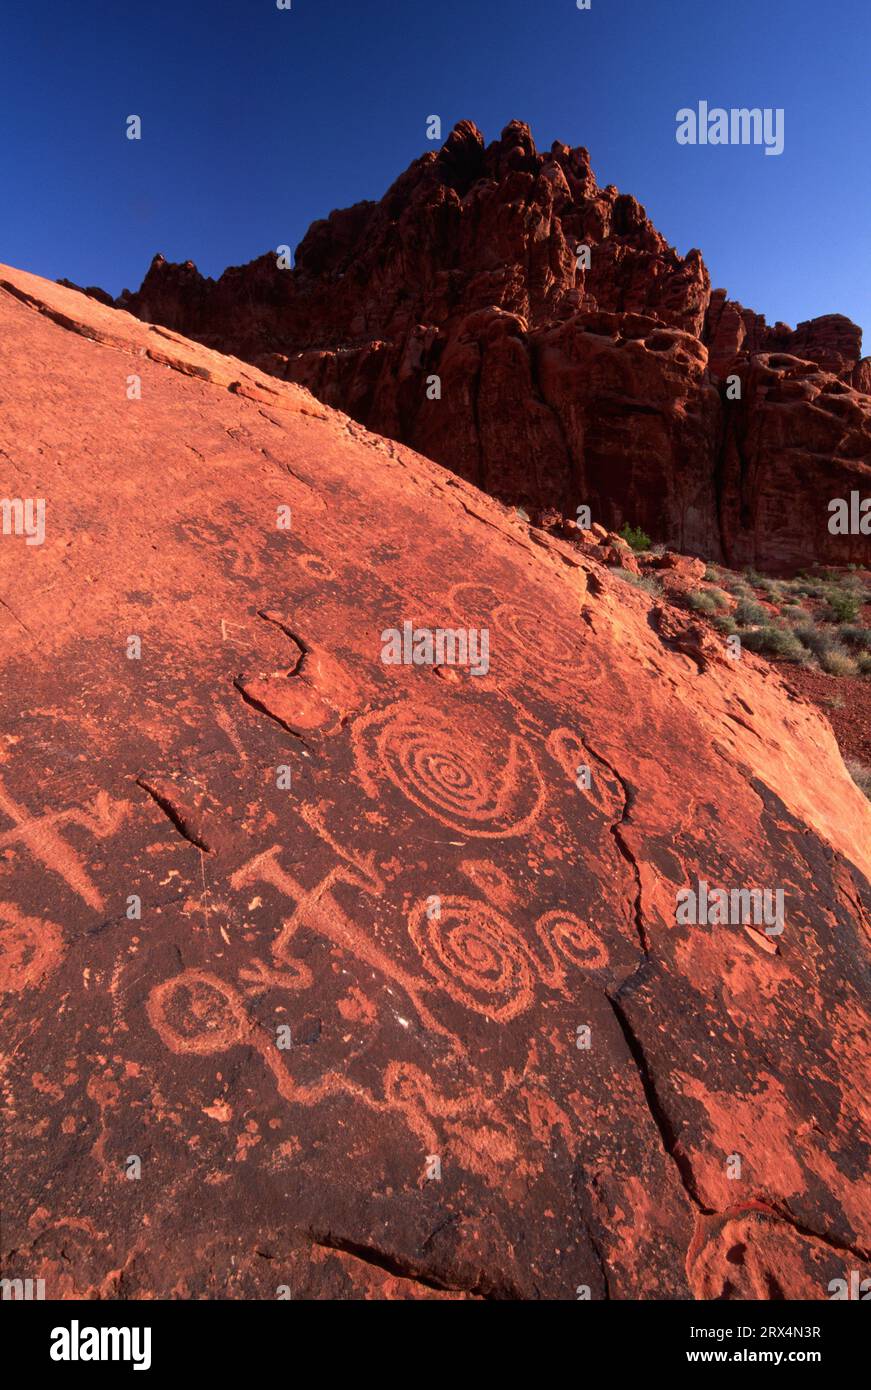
[605,990,706,1211]
[308,1232,507,1299]
[135,777,213,854]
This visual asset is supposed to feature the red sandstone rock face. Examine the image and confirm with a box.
[1,266,870,1300]
[119,120,871,572]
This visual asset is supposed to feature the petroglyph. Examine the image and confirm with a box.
[0,779,129,912]
[5,261,870,1300]
[407,896,536,1022]
[449,582,587,683]
[352,701,546,837]
[408,897,610,1021]
[145,969,477,1156]
[229,841,455,1045]
[0,901,65,993]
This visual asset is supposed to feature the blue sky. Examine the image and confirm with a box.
[3,0,869,339]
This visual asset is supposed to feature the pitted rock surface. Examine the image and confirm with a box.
[1,266,869,1300]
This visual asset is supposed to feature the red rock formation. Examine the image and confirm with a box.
[118,120,871,572]
[2,265,870,1299]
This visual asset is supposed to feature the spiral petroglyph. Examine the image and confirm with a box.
[448,581,585,683]
[534,909,610,981]
[408,895,536,1022]
[409,898,611,1022]
[494,601,580,673]
[352,701,545,837]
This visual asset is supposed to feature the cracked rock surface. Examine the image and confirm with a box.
[0,266,869,1300]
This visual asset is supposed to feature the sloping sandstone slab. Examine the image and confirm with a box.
[0,267,869,1299]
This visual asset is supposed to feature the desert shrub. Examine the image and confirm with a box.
[781,603,807,621]
[735,597,768,625]
[825,589,862,623]
[840,625,871,650]
[738,625,808,662]
[819,645,858,676]
[743,567,764,587]
[846,759,871,800]
[792,623,856,673]
[839,628,871,653]
[758,577,786,600]
[613,568,661,595]
[713,615,738,635]
[619,524,652,552]
[687,590,719,615]
[792,622,828,659]
[857,652,871,676]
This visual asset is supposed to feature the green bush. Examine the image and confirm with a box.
[758,577,786,600]
[791,622,857,672]
[792,622,828,658]
[840,625,871,650]
[735,597,768,625]
[619,524,652,553]
[858,652,871,676]
[819,645,858,676]
[687,590,719,615]
[613,568,661,595]
[738,625,808,662]
[825,589,861,623]
[713,615,738,635]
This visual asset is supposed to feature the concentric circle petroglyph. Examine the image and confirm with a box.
[146,969,254,1055]
[297,553,336,581]
[408,895,535,1021]
[493,601,579,671]
[448,581,584,677]
[352,702,545,837]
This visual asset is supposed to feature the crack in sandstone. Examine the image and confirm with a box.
[580,736,649,956]
[609,988,871,1263]
[135,777,212,853]
[308,1232,514,1299]
[605,992,706,1213]
[569,1158,612,1300]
